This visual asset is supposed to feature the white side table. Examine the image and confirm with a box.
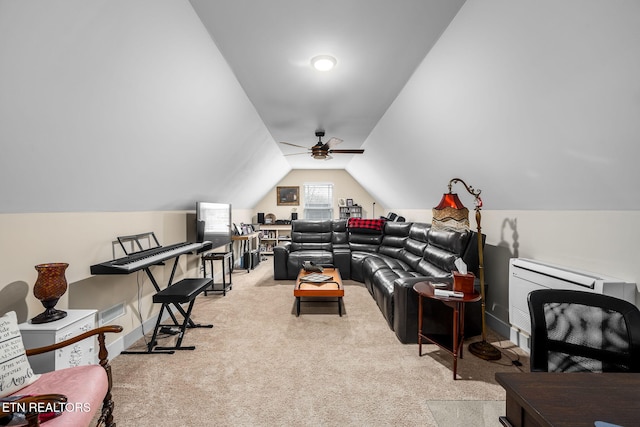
[19,309,97,374]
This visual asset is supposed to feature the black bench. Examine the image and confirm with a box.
[147,278,213,354]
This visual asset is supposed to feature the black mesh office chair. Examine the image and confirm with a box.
[528,289,640,372]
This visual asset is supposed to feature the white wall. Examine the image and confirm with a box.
[394,208,640,333]
[0,211,189,339]
[0,0,289,213]
[348,0,640,210]
[252,169,385,222]
[0,208,254,341]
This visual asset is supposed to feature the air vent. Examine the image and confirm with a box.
[98,302,125,326]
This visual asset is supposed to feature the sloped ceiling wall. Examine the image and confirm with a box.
[0,0,289,213]
[348,0,640,210]
[2,1,639,214]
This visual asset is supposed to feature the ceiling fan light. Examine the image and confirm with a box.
[311,55,337,71]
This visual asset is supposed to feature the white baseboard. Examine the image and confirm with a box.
[484,312,531,353]
[509,327,531,353]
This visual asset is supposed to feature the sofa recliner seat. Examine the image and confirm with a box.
[273,219,484,343]
[275,220,350,280]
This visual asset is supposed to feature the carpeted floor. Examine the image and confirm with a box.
[110,258,528,426]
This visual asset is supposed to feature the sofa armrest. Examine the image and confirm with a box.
[332,245,351,279]
[394,277,444,343]
[273,242,291,280]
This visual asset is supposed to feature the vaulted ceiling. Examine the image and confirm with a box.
[1,0,639,213]
[189,0,466,170]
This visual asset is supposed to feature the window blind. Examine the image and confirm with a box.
[303,183,333,220]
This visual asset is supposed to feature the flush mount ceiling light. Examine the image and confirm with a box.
[311,55,337,71]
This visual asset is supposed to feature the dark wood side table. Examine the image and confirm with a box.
[413,281,481,380]
[496,372,640,427]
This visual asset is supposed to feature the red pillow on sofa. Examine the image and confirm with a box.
[347,218,386,233]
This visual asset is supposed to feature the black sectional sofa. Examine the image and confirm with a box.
[273,219,484,344]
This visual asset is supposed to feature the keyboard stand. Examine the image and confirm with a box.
[148,278,213,352]
[120,252,211,355]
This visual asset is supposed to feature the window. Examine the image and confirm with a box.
[303,183,333,220]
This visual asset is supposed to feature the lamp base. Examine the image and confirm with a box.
[31,308,67,324]
[468,340,501,361]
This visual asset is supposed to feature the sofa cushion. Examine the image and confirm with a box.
[16,365,108,427]
[371,269,398,329]
[378,222,411,258]
[428,227,471,256]
[0,312,40,398]
[348,232,382,253]
[362,255,410,295]
[292,220,331,233]
[350,251,373,283]
[287,250,333,277]
[397,223,430,270]
[331,220,348,247]
[419,228,471,275]
[291,220,333,252]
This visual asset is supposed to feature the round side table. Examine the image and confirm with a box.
[413,281,481,380]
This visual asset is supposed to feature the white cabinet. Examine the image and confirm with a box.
[19,309,97,374]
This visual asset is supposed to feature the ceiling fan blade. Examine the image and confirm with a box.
[328,149,365,154]
[284,152,309,156]
[324,137,343,149]
[279,141,309,149]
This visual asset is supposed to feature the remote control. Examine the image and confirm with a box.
[434,289,464,298]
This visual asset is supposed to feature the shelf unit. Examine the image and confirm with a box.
[339,206,363,219]
[259,224,292,255]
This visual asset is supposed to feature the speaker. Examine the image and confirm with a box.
[257,212,265,224]
[196,220,205,243]
[291,212,298,220]
[243,250,260,270]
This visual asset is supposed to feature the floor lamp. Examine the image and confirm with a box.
[433,178,501,361]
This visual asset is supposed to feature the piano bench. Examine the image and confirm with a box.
[145,278,213,354]
[153,278,212,304]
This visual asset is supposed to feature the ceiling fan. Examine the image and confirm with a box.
[280,131,365,160]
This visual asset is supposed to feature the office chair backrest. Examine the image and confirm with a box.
[528,289,640,373]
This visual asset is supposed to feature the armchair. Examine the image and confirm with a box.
[1,317,123,427]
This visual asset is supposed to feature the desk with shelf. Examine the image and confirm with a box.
[259,224,292,255]
[232,231,260,272]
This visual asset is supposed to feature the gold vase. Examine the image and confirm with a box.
[31,262,69,324]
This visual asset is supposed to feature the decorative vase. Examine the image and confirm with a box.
[31,262,69,324]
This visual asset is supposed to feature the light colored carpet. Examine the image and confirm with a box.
[110,258,528,426]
